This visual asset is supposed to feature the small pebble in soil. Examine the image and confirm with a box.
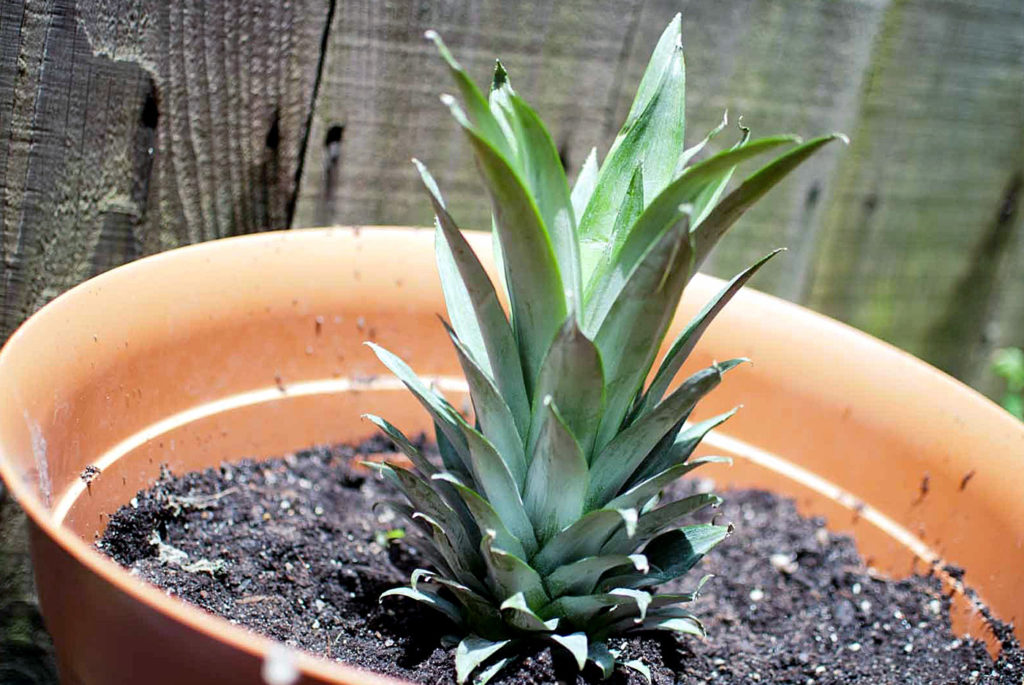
[99,440,1024,684]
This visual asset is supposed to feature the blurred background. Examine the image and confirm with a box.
[0,0,1021,680]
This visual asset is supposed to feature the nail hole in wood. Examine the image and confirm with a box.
[805,182,820,209]
[140,89,159,130]
[265,110,281,150]
[557,141,571,172]
[325,125,344,162]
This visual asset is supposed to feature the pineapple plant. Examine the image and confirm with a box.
[363,15,846,683]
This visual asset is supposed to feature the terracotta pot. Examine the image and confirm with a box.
[0,227,1020,684]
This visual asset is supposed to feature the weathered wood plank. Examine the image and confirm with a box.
[1,0,332,338]
[292,0,646,231]
[611,0,890,302]
[297,0,1023,397]
[806,0,1024,390]
[0,2,332,680]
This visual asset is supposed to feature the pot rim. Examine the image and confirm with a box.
[1,226,1021,684]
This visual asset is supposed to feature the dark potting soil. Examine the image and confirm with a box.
[99,439,1023,684]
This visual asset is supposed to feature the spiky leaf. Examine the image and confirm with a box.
[546,554,648,598]
[588,362,741,509]
[416,160,530,432]
[578,21,684,277]
[464,429,538,555]
[524,399,589,543]
[444,321,527,487]
[550,632,589,670]
[692,133,848,268]
[527,317,605,459]
[635,249,783,417]
[456,636,510,685]
[442,96,567,391]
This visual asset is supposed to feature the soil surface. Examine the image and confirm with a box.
[100,439,1023,684]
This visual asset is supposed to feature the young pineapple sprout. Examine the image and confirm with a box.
[363,15,845,683]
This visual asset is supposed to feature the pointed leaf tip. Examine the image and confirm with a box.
[622,659,653,684]
[550,632,589,671]
[491,59,509,89]
[455,636,510,684]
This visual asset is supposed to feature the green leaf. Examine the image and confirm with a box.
[474,656,512,685]
[674,110,729,175]
[614,14,682,149]
[539,595,611,625]
[436,420,471,479]
[570,147,599,224]
[622,659,652,684]
[629,607,705,637]
[550,632,589,671]
[546,554,648,598]
[414,512,488,594]
[635,249,781,417]
[527,317,605,459]
[608,455,732,512]
[583,136,797,331]
[523,398,589,544]
[366,342,471,473]
[587,641,616,679]
[532,508,637,575]
[487,62,518,156]
[579,28,684,274]
[443,320,527,487]
[376,463,479,568]
[414,160,530,434]
[610,588,652,622]
[688,118,754,232]
[456,636,511,685]
[380,586,464,627]
[484,69,580,308]
[507,94,582,311]
[628,410,737,488]
[361,413,437,476]
[590,580,710,633]
[490,58,509,92]
[692,133,848,269]
[588,363,734,509]
[618,524,731,588]
[594,605,704,641]
[602,493,722,555]
[480,531,548,610]
[590,217,695,455]
[415,571,506,637]
[464,428,538,554]
[500,592,559,632]
[443,96,568,392]
[433,472,528,561]
[603,164,646,272]
[647,575,714,609]
[426,31,511,159]
[581,162,645,278]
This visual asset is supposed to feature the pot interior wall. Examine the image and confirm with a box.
[1,228,1021,679]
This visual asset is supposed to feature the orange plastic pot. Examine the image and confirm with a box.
[0,227,1021,684]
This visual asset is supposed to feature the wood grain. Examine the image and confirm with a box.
[296,0,1024,395]
[0,2,332,679]
[0,0,332,338]
[291,0,647,230]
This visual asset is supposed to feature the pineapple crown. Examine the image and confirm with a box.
[363,15,845,683]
